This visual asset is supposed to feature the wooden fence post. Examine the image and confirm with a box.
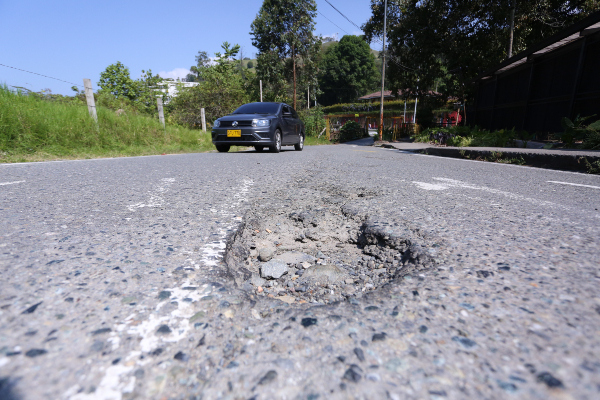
[83,79,97,123]
[157,98,165,128]
[201,108,206,132]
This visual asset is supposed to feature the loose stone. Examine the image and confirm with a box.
[301,317,317,328]
[342,364,363,382]
[156,325,172,334]
[91,328,111,335]
[354,347,365,362]
[258,247,275,262]
[25,349,47,357]
[22,301,42,314]
[536,372,564,388]
[260,259,288,279]
[158,291,171,300]
[174,351,189,361]
[372,333,387,342]
[452,336,476,348]
[258,370,277,385]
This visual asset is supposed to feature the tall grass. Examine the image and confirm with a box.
[0,85,214,162]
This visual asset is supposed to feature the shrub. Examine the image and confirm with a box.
[338,121,364,142]
[560,115,598,148]
[298,107,326,137]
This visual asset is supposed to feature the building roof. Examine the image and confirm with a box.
[359,89,440,101]
[475,10,600,81]
[358,90,395,101]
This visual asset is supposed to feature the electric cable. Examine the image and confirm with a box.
[0,63,84,87]
[319,1,416,73]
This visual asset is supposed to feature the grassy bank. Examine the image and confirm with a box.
[0,85,214,163]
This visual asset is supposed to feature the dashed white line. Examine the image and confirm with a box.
[547,181,600,190]
[0,180,25,186]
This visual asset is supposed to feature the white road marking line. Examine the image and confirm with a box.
[547,181,600,190]
[412,177,578,212]
[128,178,176,212]
[395,151,596,176]
[201,179,253,267]
[0,180,25,186]
[71,179,254,400]
[413,182,448,191]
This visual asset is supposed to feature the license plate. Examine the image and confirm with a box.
[227,130,241,137]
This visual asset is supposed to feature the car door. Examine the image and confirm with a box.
[290,107,301,143]
[281,105,295,144]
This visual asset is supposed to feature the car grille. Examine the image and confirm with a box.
[220,120,253,127]
[217,134,256,141]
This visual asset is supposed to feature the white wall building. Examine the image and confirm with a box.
[156,79,199,100]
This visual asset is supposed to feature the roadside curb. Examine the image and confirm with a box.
[379,143,600,173]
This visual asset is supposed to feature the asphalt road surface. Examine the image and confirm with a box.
[1,140,600,400]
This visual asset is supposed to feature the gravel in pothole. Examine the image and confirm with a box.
[225,189,440,304]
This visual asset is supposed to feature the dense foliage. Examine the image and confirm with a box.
[169,43,250,128]
[251,0,321,109]
[185,51,211,83]
[318,35,379,106]
[338,120,368,142]
[363,0,600,100]
[97,62,166,115]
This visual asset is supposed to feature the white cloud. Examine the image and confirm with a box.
[158,68,190,80]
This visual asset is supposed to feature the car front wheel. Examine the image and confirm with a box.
[294,133,304,151]
[216,145,230,153]
[270,130,281,153]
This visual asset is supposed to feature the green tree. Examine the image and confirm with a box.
[318,35,379,106]
[185,51,211,82]
[133,69,165,115]
[363,0,600,101]
[251,0,321,109]
[97,62,167,116]
[170,42,249,128]
[98,61,137,99]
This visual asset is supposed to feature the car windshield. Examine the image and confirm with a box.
[232,103,280,114]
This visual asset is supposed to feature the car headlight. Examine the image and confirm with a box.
[214,120,220,128]
[252,119,270,127]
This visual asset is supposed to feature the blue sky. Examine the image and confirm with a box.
[0,0,378,95]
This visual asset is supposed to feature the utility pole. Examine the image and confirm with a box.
[508,3,515,58]
[378,0,388,141]
[260,80,263,102]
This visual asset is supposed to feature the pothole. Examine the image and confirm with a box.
[224,185,441,305]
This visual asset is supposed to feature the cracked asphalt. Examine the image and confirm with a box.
[1,140,600,400]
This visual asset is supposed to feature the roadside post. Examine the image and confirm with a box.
[83,79,97,123]
[157,98,165,129]
[201,108,206,132]
[260,80,263,102]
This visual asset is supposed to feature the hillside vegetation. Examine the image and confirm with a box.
[0,85,212,163]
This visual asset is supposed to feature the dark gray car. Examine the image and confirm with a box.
[211,102,305,153]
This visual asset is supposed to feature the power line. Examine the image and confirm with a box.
[0,63,83,87]
[323,0,362,31]
[320,1,416,73]
[318,10,350,36]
